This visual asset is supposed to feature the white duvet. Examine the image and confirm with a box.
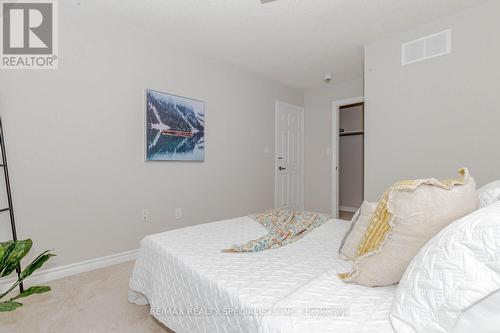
[129,217,396,333]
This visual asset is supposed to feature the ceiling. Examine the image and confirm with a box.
[86,0,489,91]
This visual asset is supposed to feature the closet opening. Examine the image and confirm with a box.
[332,98,365,221]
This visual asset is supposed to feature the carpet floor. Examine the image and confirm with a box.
[0,261,174,333]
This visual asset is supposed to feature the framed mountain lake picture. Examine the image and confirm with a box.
[145,89,205,161]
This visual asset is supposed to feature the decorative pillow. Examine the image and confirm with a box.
[390,201,500,333]
[339,201,377,260]
[477,180,500,208]
[339,168,479,287]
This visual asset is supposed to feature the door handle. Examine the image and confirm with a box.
[279,166,286,171]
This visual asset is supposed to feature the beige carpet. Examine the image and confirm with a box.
[0,261,174,333]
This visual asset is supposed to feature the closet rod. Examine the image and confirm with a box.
[339,130,364,137]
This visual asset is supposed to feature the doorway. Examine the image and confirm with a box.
[275,101,304,211]
[332,97,364,219]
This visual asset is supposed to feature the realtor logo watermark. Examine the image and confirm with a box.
[1,0,58,69]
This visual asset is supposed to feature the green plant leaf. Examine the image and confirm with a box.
[0,300,22,312]
[10,286,51,301]
[0,248,54,301]
[0,241,13,247]
[20,251,56,280]
[0,245,4,267]
[0,239,32,277]
[0,241,13,254]
[0,241,14,275]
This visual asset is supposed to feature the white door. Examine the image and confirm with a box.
[275,101,304,211]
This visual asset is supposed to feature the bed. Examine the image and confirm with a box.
[129,216,396,333]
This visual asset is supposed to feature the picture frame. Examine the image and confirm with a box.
[145,89,205,161]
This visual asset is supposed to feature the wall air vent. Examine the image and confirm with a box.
[401,29,451,66]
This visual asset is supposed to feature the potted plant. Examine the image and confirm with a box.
[0,239,55,311]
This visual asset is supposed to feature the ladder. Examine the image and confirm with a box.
[0,117,23,292]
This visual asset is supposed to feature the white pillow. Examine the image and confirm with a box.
[454,289,500,333]
[390,201,500,333]
[477,180,500,208]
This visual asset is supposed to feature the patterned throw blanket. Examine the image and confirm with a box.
[222,209,331,253]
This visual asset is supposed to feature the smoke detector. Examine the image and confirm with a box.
[324,73,333,83]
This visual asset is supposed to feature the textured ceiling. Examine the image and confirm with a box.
[83,0,489,91]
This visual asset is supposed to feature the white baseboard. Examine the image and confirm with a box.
[0,249,137,292]
[339,206,358,213]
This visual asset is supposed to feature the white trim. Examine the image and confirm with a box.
[0,250,137,292]
[331,96,364,217]
[275,100,305,211]
[339,206,358,213]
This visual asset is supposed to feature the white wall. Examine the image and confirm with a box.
[0,1,303,268]
[364,1,500,201]
[304,79,364,214]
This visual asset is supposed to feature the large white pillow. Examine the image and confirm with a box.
[454,289,500,333]
[477,180,500,208]
[390,201,500,333]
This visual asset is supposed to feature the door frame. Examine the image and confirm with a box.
[275,100,305,210]
[331,96,364,217]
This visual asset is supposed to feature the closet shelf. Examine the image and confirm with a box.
[340,130,364,137]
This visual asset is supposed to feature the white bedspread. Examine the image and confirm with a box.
[129,216,396,333]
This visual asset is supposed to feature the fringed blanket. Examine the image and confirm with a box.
[222,209,331,253]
